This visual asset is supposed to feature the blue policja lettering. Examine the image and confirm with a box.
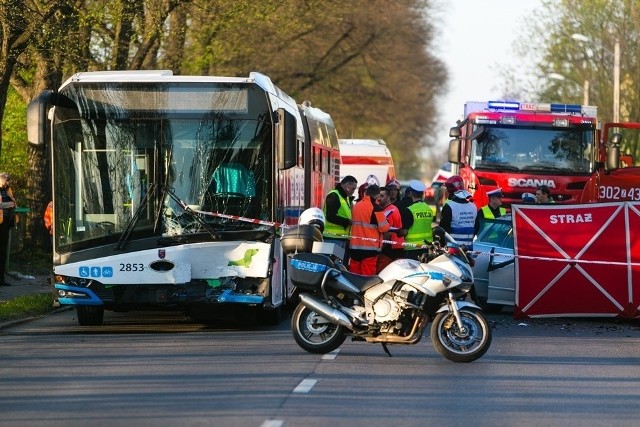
[549,213,593,224]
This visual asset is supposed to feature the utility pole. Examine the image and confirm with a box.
[613,39,620,122]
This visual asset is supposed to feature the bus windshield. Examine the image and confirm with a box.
[468,125,594,174]
[52,82,273,253]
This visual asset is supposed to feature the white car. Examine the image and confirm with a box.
[472,215,515,311]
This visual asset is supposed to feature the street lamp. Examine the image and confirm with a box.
[572,33,620,122]
[571,33,589,43]
[548,73,589,105]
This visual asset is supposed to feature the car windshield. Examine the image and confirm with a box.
[476,218,513,249]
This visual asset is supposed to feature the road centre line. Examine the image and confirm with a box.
[293,379,317,393]
[322,349,340,359]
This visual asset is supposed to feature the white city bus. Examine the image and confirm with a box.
[27,71,340,325]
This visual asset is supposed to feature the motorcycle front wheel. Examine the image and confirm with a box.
[430,307,492,363]
[291,303,347,354]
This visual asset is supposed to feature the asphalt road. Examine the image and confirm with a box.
[1,309,639,427]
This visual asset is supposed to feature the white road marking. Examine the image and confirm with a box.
[293,378,317,393]
[322,349,340,359]
[260,420,284,427]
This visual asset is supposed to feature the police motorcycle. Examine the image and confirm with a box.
[283,208,492,363]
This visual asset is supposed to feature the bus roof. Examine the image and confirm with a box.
[60,70,289,103]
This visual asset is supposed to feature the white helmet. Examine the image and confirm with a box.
[298,207,325,232]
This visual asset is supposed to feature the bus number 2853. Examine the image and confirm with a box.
[120,263,145,272]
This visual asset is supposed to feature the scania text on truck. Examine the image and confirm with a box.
[448,101,601,208]
[27,70,340,326]
[338,138,396,187]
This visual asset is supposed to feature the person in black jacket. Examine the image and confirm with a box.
[323,175,357,265]
[0,172,16,286]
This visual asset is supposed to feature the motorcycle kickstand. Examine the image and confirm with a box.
[381,343,392,357]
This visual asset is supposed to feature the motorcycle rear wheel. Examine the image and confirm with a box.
[431,307,492,363]
[291,303,347,354]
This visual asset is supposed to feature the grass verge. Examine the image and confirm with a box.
[0,293,55,322]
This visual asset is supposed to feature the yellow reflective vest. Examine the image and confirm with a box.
[323,189,352,239]
[480,205,506,219]
[405,201,433,250]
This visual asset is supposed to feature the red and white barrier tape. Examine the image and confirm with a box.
[194,209,284,228]
[193,209,640,266]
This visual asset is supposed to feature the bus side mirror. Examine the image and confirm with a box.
[27,91,78,148]
[277,108,297,170]
[448,138,460,164]
[27,90,55,147]
[449,127,460,138]
[606,133,622,171]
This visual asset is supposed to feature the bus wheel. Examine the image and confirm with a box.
[77,306,104,326]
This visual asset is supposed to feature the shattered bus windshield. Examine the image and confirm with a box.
[52,82,273,252]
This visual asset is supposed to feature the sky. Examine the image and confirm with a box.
[432,0,543,157]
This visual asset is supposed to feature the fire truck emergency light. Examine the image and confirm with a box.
[487,101,520,110]
[486,101,594,116]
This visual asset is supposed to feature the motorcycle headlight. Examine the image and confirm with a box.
[458,282,473,293]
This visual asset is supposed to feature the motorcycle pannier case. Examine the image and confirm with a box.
[281,225,323,255]
[290,253,334,290]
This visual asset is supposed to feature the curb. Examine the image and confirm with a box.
[0,306,72,330]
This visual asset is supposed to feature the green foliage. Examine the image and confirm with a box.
[179,0,447,179]
[12,247,53,274]
[0,293,54,322]
[2,0,447,221]
[0,87,28,200]
[510,0,640,161]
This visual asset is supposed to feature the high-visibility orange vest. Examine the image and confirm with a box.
[382,203,404,249]
[44,201,53,235]
[350,197,390,251]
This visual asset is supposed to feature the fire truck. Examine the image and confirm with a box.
[448,100,640,208]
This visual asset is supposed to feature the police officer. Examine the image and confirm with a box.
[474,188,507,235]
[439,175,476,247]
[323,175,357,265]
[402,180,433,260]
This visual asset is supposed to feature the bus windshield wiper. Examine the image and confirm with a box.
[115,182,157,251]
